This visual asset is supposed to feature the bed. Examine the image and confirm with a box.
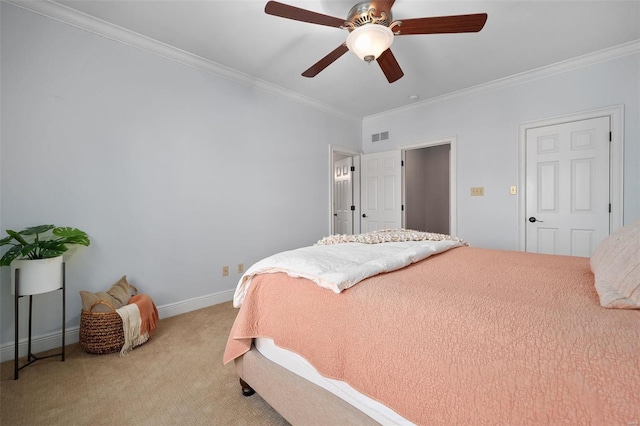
[224,225,640,425]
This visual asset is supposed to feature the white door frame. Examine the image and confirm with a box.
[518,105,624,251]
[400,136,458,237]
[329,145,361,235]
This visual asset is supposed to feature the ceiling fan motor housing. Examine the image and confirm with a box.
[346,1,393,28]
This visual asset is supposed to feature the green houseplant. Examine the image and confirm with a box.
[0,224,90,267]
[1,225,90,295]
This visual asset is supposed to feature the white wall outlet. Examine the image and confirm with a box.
[470,187,484,196]
[237,263,244,274]
[509,185,518,195]
[222,265,229,277]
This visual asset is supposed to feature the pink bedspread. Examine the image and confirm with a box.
[224,246,640,424]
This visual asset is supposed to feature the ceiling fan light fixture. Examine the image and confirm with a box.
[346,24,394,63]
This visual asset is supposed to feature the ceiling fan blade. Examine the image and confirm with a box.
[377,48,404,83]
[396,13,488,35]
[302,44,350,78]
[369,0,396,16]
[265,1,345,28]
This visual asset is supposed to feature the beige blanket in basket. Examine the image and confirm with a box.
[116,294,159,356]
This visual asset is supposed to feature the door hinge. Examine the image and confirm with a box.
[401,205,404,211]
[350,166,355,172]
[609,203,611,213]
[609,131,612,142]
[401,160,404,167]
[350,205,355,211]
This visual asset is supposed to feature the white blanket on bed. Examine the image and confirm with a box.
[233,239,463,307]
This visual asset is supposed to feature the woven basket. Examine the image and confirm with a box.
[79,300,125,354]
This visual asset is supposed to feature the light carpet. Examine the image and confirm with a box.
[0,301,289,425]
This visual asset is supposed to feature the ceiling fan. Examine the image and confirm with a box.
[265,0,488,83]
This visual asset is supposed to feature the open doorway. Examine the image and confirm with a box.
[330,139,456,237]
[330,146,360,235]
[402,137,457,236]
[404,144,451,234]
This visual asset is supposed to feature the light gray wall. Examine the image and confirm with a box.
[363,52,640,249]
[0,4,361,346]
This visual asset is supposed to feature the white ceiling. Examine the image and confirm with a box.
[29,1,640,118]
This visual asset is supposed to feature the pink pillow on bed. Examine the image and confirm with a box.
[590,218,640,309]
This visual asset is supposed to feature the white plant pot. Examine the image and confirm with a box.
[10,255,64,296]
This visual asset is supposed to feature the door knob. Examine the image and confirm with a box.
[362,214,367,218]
[528,217,544,223]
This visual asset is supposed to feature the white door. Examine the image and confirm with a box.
[525,116,610,256]
[334,157,354,235]
[361,150,402,232]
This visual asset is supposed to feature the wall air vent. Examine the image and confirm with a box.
[371,131,389,143]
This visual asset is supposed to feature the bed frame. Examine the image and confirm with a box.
[235,346,379,425]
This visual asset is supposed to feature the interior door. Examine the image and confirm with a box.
[525,116,610,256]
[333,157,354,235]
[360,150,402,232]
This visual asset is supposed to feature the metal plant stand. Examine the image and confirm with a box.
[13,263,66,380]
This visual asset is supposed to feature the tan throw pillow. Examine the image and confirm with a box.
[107,275,133,306]
[79,276,133,312]
[79,291,120,312]
[591,218,640,309]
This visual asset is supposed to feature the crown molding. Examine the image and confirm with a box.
[364,39,640,122]
[5,0,361,122]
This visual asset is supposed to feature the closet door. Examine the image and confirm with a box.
[525,116,610,256]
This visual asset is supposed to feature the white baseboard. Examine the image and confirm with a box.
[0,289,235,363]
[155,288,235,320]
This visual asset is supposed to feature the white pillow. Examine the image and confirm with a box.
[591,218,640,309]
